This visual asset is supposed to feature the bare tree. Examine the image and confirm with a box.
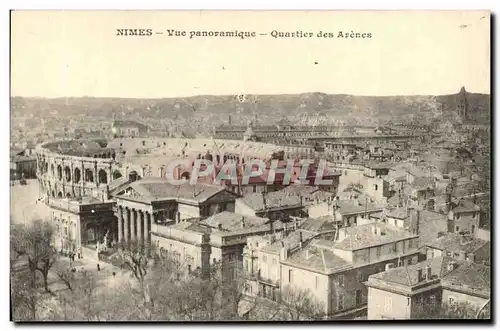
[274,285,325,320]
[11,220,58,294]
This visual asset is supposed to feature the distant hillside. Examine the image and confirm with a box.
[10,88,490,135]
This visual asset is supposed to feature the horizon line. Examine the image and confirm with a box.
[9,88,490,100]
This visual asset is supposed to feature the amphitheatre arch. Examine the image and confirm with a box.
[85,169,94,183]
[64,166,71,182]
[57,165,63,180]
[66,192,71,198]
[98,169,108,184]
[74,168,81,183]
[112,170,123,180]
[129,171,139,182]
[180,171,190,180]
[57,191,63,198]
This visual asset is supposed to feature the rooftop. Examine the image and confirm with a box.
[369,256,458,287]
[122,178,236,204]
[262,229,316,254]
[202,211,269,233]
[334,223,417,251]
[441,262,491,296]
[283,239,352,274]
[452,200,480,213]
[426,233,489,254]
[239,190,303,212]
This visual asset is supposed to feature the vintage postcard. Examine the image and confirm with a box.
[10,10,491,322]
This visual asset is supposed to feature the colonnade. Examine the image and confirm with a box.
[116,206,152,244]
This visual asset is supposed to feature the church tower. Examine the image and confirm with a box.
[457,86,468,120]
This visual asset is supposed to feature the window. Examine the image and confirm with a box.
[252,185,257,193]
[355,289,362,305]
[338,294,344,310]
[429,295,436,305]
[357,271,364,282]
[376,247,381,258]
[455,226,460,232]
[288,269,294,283]
[374,184,378,191]
[384,296,393,313]
[336,274,345,287]
[409,239,414,249]
[392,243,398,252]
[456,215,460,220]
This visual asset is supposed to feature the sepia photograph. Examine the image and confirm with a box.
[9,10,491,322]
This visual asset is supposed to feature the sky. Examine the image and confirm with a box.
[10,10,490,98]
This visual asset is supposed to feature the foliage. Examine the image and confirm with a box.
[412,301,489,320]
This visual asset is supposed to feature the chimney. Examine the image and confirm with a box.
[425,266,432,280]
[299,231,303,247]
[415,210,420,235]
[280,242,288,260]
[416,268,423,282]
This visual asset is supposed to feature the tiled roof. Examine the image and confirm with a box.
[283,240,352,274]
[386,206,410,220]
[336,201,383,216]
[239,190,302,212]
[452,200,480,213]
[411,210,448,246]
[202,211,269,232]
[441,262,490,295]
[262,229,316,254]
[426,233,488,254]
[126,178,235,203]
[370,256,458,287]
[300,216,338,233]
[334,223,417,251]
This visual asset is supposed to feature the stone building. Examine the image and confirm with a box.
[365,257,490,320]
[425,233,490,265]
[113,178,239,245]
[447,199,481,235]
[365,256,458,320]
[111,120,149,138]
[150,211,291,280]
[49,197,116,260]
[235,190,307,221]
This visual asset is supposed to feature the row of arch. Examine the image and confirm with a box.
[43,164,123,185]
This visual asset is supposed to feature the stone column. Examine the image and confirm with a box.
[130,209,137,242]
[144,212,150,246]
[123,207,129,243]
[117,206,123,242]
[137,210,143,244]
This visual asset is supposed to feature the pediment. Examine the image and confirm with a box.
[204,189,239,204]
